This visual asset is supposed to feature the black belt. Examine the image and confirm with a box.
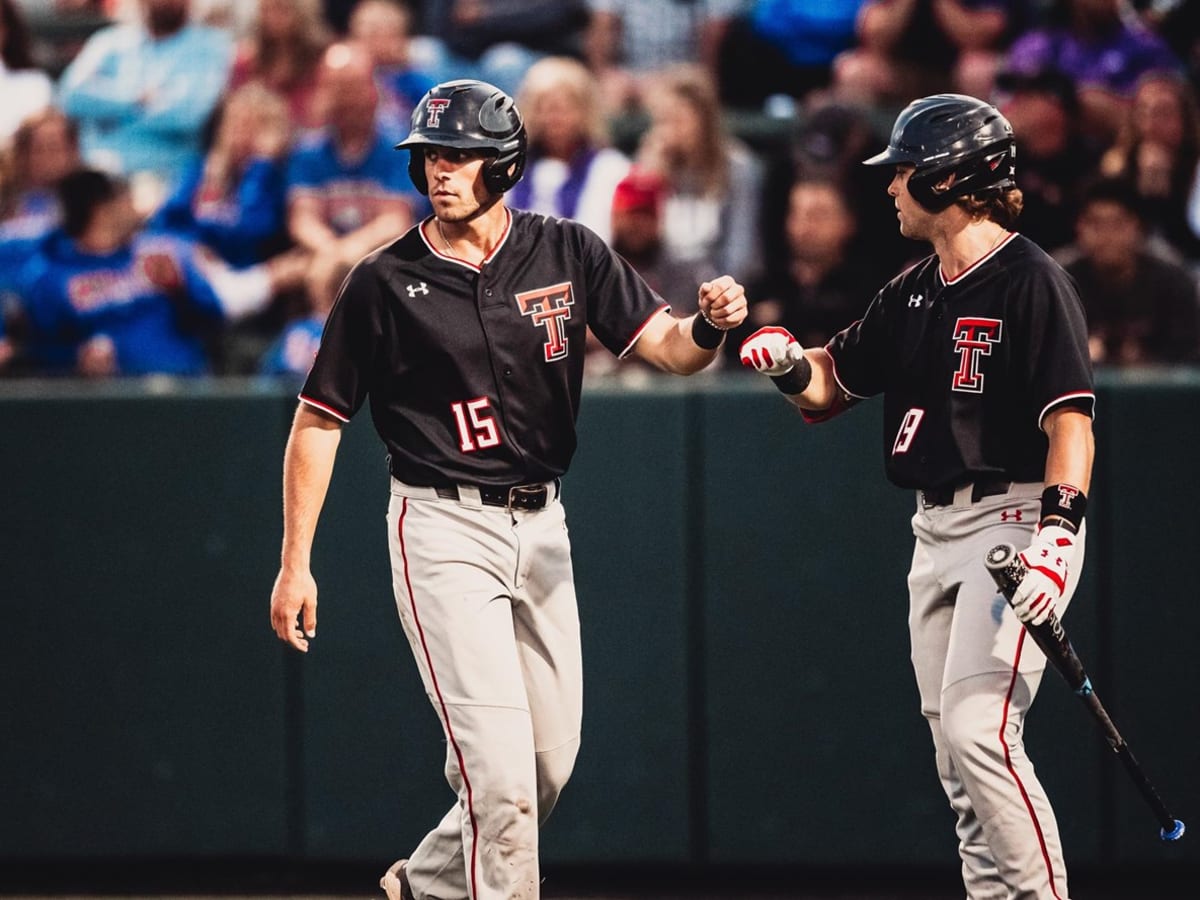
[434,480,558,511]
[920,478,1011,508]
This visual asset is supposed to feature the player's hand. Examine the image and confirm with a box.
[698,275,747,331]
[1012,525,1075,626]
[739,326,805,376]
[270,565,318,652]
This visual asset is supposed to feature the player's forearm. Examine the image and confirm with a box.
[652,313,725,375]
[280,405,343,570]
[1042,408,1094,494]
[780,348,839,412]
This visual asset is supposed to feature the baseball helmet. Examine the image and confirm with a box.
[863,93,1016,211]
[395,79,527,195]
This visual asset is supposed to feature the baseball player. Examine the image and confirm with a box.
[739,94,1094,900]
[267,79,747,900]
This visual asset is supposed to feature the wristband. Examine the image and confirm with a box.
[690,310,727,350]
[1040,483,1087,533]
[770,354,812,395]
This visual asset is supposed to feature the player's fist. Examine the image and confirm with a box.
[698,275,748,331]
[1012,525,1075,626]
[739,326,804,376]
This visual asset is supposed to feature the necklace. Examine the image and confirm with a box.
[435,218,455,255]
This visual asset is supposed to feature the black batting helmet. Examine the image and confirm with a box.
[863,93,1016,212]
[395,79,527,195]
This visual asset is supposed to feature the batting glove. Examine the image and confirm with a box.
[1011,525,1075,626]
[739,326,805,376]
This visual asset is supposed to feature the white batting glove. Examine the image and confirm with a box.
[739,326,805,376]
[1011,525,1076,626]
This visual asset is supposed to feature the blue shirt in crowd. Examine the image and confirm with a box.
[19,230,225,375]
[285,130,426,235]
[153,156,289,268]
[57,22,232,187]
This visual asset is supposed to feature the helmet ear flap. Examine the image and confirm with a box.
[483,146,526,194]
[408,150,428,195]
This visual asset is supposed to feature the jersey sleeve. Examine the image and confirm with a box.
[822,285,891,401]
[298,261,386,422]
[1018,263,1095,428]
[576,224,669,358]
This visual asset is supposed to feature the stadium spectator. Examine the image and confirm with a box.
[833,0,1018,107]
[0,108,83,351]
[1003,0,1181,142]
[583,166,720,376]
[153,82,295,270]
[57,0,234,194]
[1136,0,1200,89]
[0,108,81,252]
[0,0,54,143]
[18,168,236,375]
[756,100,911,284]
[585,0,741,114]
[1099,70,1200,261]
[635,63,764,286]
[507,56,631,244]
[151,81,309,372]
[733,177,879,357]
[346,0,436,139]
[408,0,589,98]
[285,42,420,313]
[228,0,331,132]
[718,0,866,110]
[1057,175,1200,365]
[994,65,1098,253]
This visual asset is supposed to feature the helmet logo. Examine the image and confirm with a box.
[426,98,451,128]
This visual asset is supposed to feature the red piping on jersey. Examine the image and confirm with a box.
[419,209,513,272]
[1000,629,1065,900]
[618,304,672,359]
[939,231,1019,285]
[1038,391,1097,430]
[297,394,350,423]
[397,498,481,898]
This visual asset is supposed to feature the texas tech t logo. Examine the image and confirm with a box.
[951,317,1003,393]
[425,98,451,127]
[515,282,575,362]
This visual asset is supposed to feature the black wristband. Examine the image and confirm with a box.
[690,310,726,350]
[770,354,812,395]
[1040,483,1087,532]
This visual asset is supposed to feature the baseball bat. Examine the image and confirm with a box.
[985,543,1185,842]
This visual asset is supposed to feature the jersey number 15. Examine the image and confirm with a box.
[451,398,501,453]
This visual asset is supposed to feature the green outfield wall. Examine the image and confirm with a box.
[1,373,1195,869]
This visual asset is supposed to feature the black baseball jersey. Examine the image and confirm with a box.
[299,209,668,485]
[809,233,1095,490]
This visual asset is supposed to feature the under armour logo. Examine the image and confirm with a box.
[407,282,429,297]
[425,98,450,128]
[1001,509,1024,522]
[909,293,923,308]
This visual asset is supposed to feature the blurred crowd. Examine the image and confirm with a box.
[1,0,1198,379]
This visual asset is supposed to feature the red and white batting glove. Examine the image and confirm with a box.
[1011,525,1075,626]
[739,326,804,376]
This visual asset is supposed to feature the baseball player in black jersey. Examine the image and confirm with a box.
[268,79,747,900]
[740,95,1094,900]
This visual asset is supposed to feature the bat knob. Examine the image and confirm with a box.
[1161,819,1186,842]
[985,544,1016,570]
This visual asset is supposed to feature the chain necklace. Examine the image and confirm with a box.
[435,218,455,256]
